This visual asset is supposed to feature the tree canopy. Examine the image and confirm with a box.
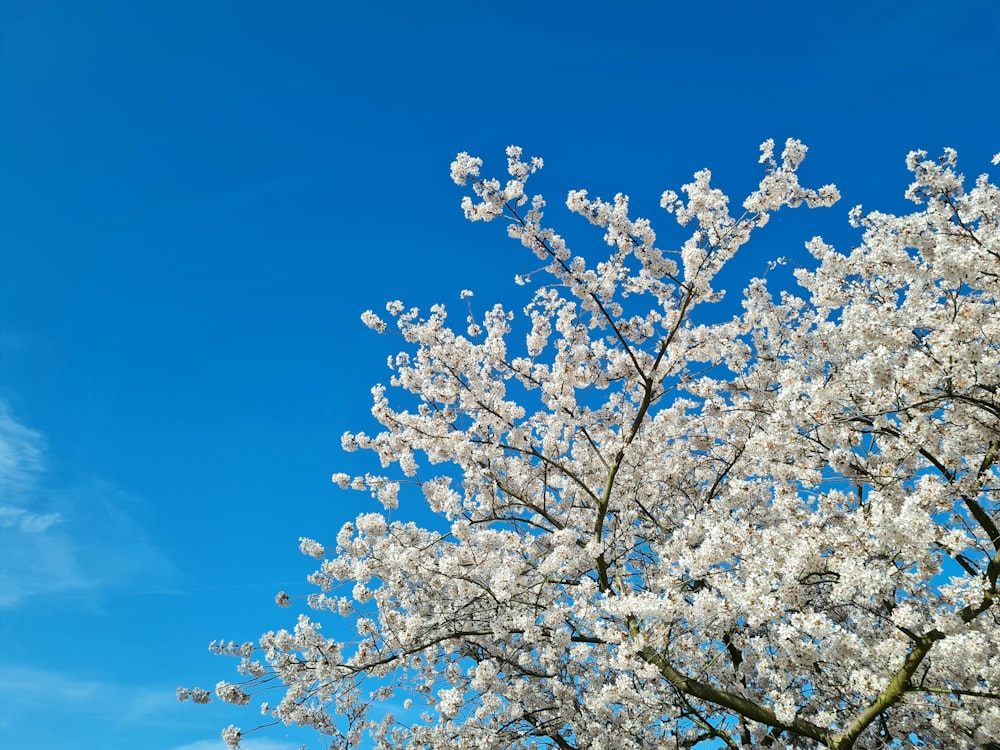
[183,141,1000,749]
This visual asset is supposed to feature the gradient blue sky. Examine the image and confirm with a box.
[1,2,998,748]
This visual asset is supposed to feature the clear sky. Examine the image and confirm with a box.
[1,1,998,748]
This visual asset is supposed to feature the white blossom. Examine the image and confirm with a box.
[297,537,324,559]
[190,142,1000,750]
[221,725,241,749]
[360,309,387,333]
[215,681,251,706]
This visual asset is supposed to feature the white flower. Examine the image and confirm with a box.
[773,695,798,725]
[450,152,482,185]
[216,681,251,706]
[360,310,387,333]
[438,687,464,718]
[297,537,324,559]
[221,725,242,749]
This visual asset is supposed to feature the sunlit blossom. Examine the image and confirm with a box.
[188,143,1000,750]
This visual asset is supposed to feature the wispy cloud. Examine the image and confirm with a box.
[0,401,173,607]
[0,664,184,727]
[0,505,61,532]
[0,665,102,704]
[0,402,45,493]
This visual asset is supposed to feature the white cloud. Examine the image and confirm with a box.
[0,505,62,532]
[0,401,173,607]
[0,401,45,497]
[0,665,184,726]
[0,665,102,703]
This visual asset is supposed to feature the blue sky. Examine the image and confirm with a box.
[1,1,998,748]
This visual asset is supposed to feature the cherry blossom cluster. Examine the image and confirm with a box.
[184,141,1000,750]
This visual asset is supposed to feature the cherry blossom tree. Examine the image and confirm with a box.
[182,141,1000,749]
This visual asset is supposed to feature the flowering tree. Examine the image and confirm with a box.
[182,141,1000,749]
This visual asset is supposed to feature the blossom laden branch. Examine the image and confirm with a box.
[187,141,1000,750]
